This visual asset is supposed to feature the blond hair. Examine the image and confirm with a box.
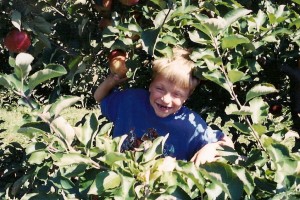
[152,47,199,94]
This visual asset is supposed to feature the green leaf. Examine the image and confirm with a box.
[11,10,21,30]
[245,83,278,102]
[203,70,231,92]
[141,28,160,56]
[150,0,167,8]
[49,95,82,118]
[37,32,52,49]
[227,69,246,83]
[25,142,47,155]
[252,124,268,136]
[249,97,269,124]
[0,74,20,90]
[201,162,244,200]
[33,16,52,34]
[60,164,87,178]
[88,171,121,195]
[142,135,168,162]
[18,122,50,138]
[154,9,173,28]
[28,150,48,165]
[51,116,75,145]
[53,153,98,168]
[254,10,267,31]
[15,53,34,79]
[188,30,210,45]
[221,35,250,49]
[99,152,127,166]
[289,18,300,29]
[74,113,98,147]
[224,8,252,29]
[225,104,252,116]
[176,161,205,193]
[229,122,251,134]
[28,64,67,90]
[161,35,177,45]
[232,166,255,196]
[292,0,300,5]
[113,175,136,198]
[202,17,226,37]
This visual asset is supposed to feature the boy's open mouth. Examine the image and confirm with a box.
[156,103,171,111]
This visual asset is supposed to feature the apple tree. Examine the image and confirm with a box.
[0,0,300,199]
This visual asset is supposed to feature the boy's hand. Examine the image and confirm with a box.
[190,135,234,166]
[107,73,128,86]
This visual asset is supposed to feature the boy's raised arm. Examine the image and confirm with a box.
[93,74,126,103]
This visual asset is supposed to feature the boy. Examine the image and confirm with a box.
[94,47,234,165]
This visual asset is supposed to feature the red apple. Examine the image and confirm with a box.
[4,29,31,53]
[93,0,112,11]
[269,104,282,115]
[119,0,139,6]
[108,49,128,78]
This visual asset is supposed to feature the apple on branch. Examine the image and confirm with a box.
[108,49,128,78]
[93,0,112,12]
[4,29,31,53]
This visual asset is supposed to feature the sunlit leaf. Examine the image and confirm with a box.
[227,70,246,83]
[202,17,226,37]
[246,83,278,102]
[201,162,244,200]
[249,97,269,124]
[74,113,98,146]
[254,10,267,31]
[141,28,160,55]
[0,74,21,90]
[53,153,99,168]
[252,124,268,136]
[15,53,34,79]
[18,122,50,138]
[203,70,232,92]
[51,116,75,145]
[222,35,250,49]
[228,122,251,134]
[49,95,82,118]
[224,8,252,29]
[154,9,173,28]
[11,10,21,30]
[88,171,121,195]
[225,104,252,116]
[28,64,67,90]
[99,152,127,166]
[28,150,48,165]
[292,0,300,5]
[143,135,168,162]
[113,175,136,198]
[232,166,255,196]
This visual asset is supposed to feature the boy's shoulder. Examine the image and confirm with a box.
[119,88,148,97]
[111,88,148,101]
[177,106,206,123]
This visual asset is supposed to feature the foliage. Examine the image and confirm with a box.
[0,0,300,199]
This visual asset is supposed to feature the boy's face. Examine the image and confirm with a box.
[149,74,190,118]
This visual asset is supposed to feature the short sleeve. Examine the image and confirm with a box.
[100,90,123,121]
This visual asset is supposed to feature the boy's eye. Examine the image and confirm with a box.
[173,92,181,98]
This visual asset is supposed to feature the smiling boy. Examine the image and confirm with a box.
[94,47,233,165]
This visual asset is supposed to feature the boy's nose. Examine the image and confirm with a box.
[161,93,172,103]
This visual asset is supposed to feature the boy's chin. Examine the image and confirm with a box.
[154,109,173,118]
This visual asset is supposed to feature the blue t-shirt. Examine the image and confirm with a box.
[100,88,224,160]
